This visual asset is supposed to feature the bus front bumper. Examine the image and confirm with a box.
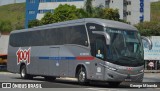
[105,69,144,82]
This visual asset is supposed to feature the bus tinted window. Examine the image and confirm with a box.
[9,25,88,47]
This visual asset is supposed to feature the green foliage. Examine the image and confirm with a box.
[0,3,25,30]
[28,19,41,28]
[92,5,104,18]
[52,4,79,23]
[134,1,160,36]
[85,0,93,16]
[38,3,120,27]
[102,8,119,21]
[41,12,54,25]
[118,19,128,23]
[83,2,120,21]
[135,21,160,36]
[88,7,120,21]
[42,4,120,23]
[76,8,89,18]
[83,0,119,21]
[0,20,12,32]
[151,1,160,22]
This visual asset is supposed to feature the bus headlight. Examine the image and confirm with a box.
[99,63,117,71]
[108,67,117,71]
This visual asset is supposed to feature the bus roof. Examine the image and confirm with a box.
[11,18,137,34]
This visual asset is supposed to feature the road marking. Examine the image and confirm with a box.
[86,88,107,91]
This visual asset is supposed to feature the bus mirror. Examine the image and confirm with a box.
[92,31,110,45]
[141,36,152,50]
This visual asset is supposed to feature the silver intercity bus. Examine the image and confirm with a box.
[7,18,152,86]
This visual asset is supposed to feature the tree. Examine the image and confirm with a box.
[102,8,120,21]
[135,21,160,36]
[83,0,120,21]
[52,4,79,23]
[41,12,54,25]
[28,19,41,28]
[39,3,120,25]
[76,8,89,18]
[84,0,93,16]
[92,5,104,18]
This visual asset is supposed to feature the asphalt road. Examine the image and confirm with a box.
[0,72,159,91]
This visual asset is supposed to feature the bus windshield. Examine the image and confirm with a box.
[105,28,144,67]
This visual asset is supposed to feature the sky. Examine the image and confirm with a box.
[0,0,25,6]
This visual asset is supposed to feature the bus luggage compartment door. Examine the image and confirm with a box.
[49,47,60,76]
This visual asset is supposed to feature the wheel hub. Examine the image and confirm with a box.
[21,69,25,77]
[79,71,85,82]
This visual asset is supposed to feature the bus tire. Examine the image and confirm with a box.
[20,65,29,79]
[44,76,56,81]
[108,82,121,87]
[77,67,89,85]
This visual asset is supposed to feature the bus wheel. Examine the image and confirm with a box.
[20,65,29,79]
[108,82,121,87]
[77,68,88,85]
[44,76,56,81]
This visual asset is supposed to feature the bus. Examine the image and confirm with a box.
[7,18,152,86]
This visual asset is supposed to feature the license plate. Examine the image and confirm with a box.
[125,79,132,81]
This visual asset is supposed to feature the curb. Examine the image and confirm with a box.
[0,72,13,74]
[57,77,78,81]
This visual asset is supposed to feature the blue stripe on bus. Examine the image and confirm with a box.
[39,56,94,61]
[39,57,76,60]
[39,57,50,60]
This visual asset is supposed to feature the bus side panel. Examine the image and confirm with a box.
[66,45,93,78]
[58,46,69,77]
[66,45,105,81]
[49,47,60,76]
[27,46,58,76]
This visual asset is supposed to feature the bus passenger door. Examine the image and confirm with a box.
[91,37,106,80]
[49,47,60,76]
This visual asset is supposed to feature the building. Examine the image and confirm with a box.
[93,0,151,25]
[25,0,151,28]
[26,0,85,28]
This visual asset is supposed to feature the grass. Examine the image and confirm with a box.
[151,1,160,22]
[0,3,25,30]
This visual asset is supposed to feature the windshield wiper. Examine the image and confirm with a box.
[119,56,137,61]
[123,56,137,59]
